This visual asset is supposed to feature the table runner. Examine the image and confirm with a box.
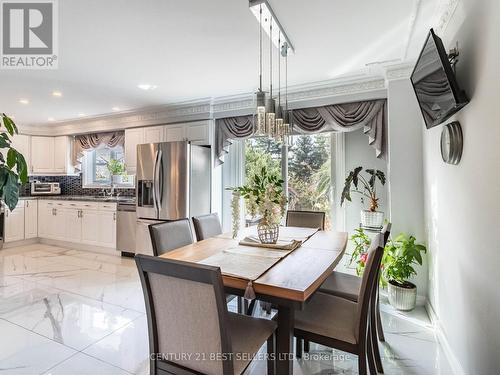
[197,226,320,299]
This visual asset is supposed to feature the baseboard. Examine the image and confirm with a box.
[425,301,466,375]
[3,238,40,248]
[40,238,120,256]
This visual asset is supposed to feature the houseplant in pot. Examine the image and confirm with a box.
[0,114,29,210]
[382,233,427,311]
[105,158,126,185]
[228,166,286,243]
[340,166,386,229]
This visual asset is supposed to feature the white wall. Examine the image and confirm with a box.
[387,78,427,298]
[423,0,500,373]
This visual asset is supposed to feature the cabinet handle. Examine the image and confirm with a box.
[5,210,8,218]
[113,212,116,221]
[54,208,57,216]
[26,201,29,207]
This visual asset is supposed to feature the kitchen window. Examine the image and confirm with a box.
[82,146,134,188]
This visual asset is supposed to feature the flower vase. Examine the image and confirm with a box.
[257,222,279,244]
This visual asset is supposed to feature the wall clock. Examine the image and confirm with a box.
[440,121,463,165]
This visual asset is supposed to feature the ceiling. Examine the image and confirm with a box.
[1,0,446,126]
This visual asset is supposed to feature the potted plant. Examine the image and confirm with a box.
[382,233,427,311]
[340,166,386,229]
[228,166,287,243]
[104,158,126,185]
[0,114,29,211]
[348,228,371,276]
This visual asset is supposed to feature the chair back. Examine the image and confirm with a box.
[354,233,384,341]
[286,210,326,230]
[148,219,194,256]
[192,213,223,241]
[135,255,233,375]
[381,222,392,245]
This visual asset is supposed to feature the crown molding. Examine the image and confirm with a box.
[384,62,415,81]
[19,76,388,135]
[435,0,460,34]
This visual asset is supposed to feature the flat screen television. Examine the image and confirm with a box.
[411,29,469,129]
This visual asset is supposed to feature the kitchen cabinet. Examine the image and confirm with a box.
[164,121,211,145]
[98,211,116,248]
[144,126,165,143]
[31,136,73,175]
[81,209,100,246]
[38,201,54,238]
[64,208,82,242]
[164,125,185,142]
[124,128,145,174]
[5,201,25,243]
[24,199,38,239]
[11,134,31,174]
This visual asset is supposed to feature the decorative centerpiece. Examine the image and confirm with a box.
[228,166,286,244]
[340,166,386,229]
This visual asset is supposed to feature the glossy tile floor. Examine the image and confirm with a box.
[0,244,453,374]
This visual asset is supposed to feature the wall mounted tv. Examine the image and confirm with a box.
[411,29,469,129]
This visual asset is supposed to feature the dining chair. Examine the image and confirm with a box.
[286,210,326,230]
[148,219,194,257]
[311,222,391,373]
[293,234,385,375]
[135,254,277,375]
[192,212,241,311]
[192,213,223,241]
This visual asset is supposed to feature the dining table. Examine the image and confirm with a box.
[160,226,348,375]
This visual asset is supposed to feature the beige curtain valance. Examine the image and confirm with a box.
[72,131,125,172]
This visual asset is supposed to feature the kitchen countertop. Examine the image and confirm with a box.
[19,195,136,204]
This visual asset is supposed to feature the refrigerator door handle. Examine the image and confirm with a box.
[152,150,159,213]
[154,150,163,211]
[158,150,164,208]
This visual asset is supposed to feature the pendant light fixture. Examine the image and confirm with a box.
[274,31,284,142]
[282,41,293,146]
[255,4,266,135]
[265,15,276,136]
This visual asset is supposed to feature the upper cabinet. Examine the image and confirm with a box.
[124,120,212,174]
[10,134,31,173]
[31,136,74,175]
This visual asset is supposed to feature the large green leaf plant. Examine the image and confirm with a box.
[1,114,29,211]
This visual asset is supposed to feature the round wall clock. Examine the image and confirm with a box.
[440,121,463,165]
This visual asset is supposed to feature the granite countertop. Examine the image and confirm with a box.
[19,195,136,204]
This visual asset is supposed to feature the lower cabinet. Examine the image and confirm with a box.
[36,200,117,249]
[24,200,38,239]
[5,201,25,243]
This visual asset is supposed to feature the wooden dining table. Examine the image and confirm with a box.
[160,227,348,375]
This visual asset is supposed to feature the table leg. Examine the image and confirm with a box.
[276,305,294,375]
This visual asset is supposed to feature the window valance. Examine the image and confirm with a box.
[214,99,387,165]
[72,131,125,172]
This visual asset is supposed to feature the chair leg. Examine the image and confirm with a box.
[376,294,385,342]
[370,302,384,373]
[247,300,256,316]
[237,297,243,314]
[295,337,303,359]
[267,333,275,375]
[303,339,310,353]
[358,344,368,375]
[367,326,378,374]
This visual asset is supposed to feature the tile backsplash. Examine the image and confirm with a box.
[20,175,136,197]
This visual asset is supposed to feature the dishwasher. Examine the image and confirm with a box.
[116,201,136,256]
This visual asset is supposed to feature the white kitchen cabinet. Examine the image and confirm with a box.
[185,122,210,144]
[144,126,165,143]
[98,211,116,248]
[81,209,100,246]
[11,134,31,174]
[38,201,54,238]
[5,201,25,243]
[164,125,185,142]
[52,205,67,240]
[24,199,38,239]
[64,208,82,242]
[124,128,145,173]
[31,136,73,175]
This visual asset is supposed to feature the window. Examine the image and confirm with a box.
[82,146,134,188]
[244,133,333,228]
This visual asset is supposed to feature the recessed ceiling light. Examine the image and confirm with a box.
[137,84,157,91]
[19,99,29,104]
[78,113,85,117]
[112,107,120,111]
[48,117,55,122]
[52,91,62,97]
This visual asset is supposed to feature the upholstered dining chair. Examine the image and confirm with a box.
[286,210,326,230]
[148,219,194,257]
[313,222,392,373]
[135,255,277,375]
[192,213,223,241]
[293,234,385,375]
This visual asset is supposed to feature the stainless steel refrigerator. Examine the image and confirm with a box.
[135,141,211,254]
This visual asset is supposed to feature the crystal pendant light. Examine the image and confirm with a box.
[255,4,266,135]
[282,42,293,146]
[274,31,284,142]
[265,16,276,136]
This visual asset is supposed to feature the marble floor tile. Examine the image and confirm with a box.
[83,315,149,375]
[1,285,142,350]
[0,319,76,375]
[43,352,130,375]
